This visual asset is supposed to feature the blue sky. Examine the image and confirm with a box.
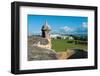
[28,15,88,35]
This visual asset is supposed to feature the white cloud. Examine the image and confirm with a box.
[82,22,87,28]
[60,26,74,32]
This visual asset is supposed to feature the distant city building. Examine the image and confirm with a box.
[51,34,60,39]
[68,36,74,40]
[51,34,74,40]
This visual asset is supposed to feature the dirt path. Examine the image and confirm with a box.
[57,50,75,59]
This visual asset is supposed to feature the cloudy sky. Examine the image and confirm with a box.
[28,15,88,35]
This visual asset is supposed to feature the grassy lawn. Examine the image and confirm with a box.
[51,39,87,52]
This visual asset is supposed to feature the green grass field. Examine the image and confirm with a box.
[51,39,87,52]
